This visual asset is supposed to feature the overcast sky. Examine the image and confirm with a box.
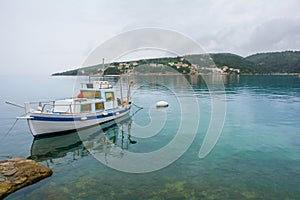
[0,0,299,76]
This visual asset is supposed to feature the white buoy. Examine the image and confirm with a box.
[156,101,169,107]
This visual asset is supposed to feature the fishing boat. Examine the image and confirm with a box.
[13,76,133,137]
[29,115,133,164]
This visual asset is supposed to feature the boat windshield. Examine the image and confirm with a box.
[81,90,101,99]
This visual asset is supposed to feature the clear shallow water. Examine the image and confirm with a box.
[0,75,300,199]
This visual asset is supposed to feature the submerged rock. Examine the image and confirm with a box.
[0,158,52,199]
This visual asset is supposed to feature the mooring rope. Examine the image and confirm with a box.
[0,118,19,142]
[0,155,12,159]
[132,102,143,109]
[130,102,144,117]
[0,112,28,142]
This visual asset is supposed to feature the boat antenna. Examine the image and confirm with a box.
[102,58,105,79]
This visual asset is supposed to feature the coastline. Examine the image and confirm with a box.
[52,72,300,76]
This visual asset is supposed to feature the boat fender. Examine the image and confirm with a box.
[123,99,129,105]
[81,116,87,121]
[77,93,83,98]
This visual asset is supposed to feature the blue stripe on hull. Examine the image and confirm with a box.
[31,111,131,138]
[30,107,130,122]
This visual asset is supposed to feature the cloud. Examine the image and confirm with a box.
[0,0,299,75]
[243,18,300,54]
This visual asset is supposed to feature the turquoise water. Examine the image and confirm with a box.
[0,75,300,199]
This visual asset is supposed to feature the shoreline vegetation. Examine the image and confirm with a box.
[52,51,300,76]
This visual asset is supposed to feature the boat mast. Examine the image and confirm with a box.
[120,75,123,101]
[102,58,105,79]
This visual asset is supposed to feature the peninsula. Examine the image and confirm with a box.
[53,51,300,76]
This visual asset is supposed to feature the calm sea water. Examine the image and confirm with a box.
[0,75,300,199]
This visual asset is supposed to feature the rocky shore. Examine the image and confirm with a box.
[0,158,52,199]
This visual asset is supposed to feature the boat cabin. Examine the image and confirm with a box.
[52,98,105,114]
[48,81,119,114]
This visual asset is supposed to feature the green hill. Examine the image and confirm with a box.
[245,51,300,73]
[52,51,300,76]
[210,53,258,73]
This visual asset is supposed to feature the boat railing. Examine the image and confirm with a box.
[80,81,113,90]
[41,103,73,114]
[28,101,73,114]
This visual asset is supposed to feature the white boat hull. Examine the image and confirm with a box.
[27,106,131,137]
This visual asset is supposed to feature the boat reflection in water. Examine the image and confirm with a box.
[28,114,135,167]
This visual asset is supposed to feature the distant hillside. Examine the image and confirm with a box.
[245,51,300,73]
[52,51,300,76]
[210,53,258,73]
